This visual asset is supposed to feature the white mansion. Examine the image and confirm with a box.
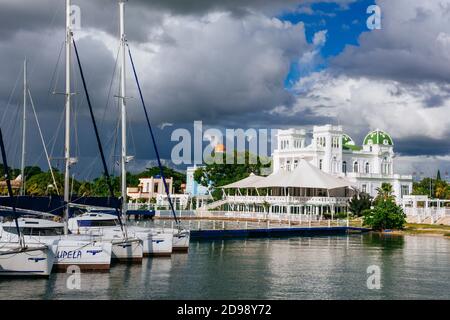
[200,124,413,216]
[273,125,413,199]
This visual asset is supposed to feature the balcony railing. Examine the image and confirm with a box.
[343,172,413,180]
[225,195,350,205]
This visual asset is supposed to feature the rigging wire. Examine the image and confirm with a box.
[28,88,60,195]
[27,2,62,81]
[72,38,125,232]
[99,45,121,132]
[127,45,180,227]
[77,45,120,182]
[49,107,65,171]
[0,128,24,248]
[7,102,22,168]
[49,42,65,97]
[0,70,21,125]
[127,108,137,161]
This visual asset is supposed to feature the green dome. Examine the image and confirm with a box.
[342,134,355,146]
[363,129,393,146]
[342,133,362,151]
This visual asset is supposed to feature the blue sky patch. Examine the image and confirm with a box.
[281,0,376,88]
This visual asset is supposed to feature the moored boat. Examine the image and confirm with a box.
[69,212,169,258]
[0,243,55,277]
[0,128,56,277]
[0,217,112,271]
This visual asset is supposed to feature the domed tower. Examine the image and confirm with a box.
[363,129,394,175]
[312,125,343,174]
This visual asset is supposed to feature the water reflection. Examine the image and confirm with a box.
[0,234,449,300]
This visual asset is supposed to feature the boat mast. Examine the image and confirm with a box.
[20,58,27,196]
[119,1,127,218]
[63,0,72,235]
[0,128,24,248]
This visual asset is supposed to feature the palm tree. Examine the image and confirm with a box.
[435,180,448,199]
[375,182,395,203]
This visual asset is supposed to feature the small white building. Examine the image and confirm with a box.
[127,176,174,201]
[185,165,209,196]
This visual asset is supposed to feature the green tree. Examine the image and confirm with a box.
[413,177,449,199]
[25,170,69,196]
[348,193,372,217]
[78,181,94,196]
[374,182,395,204]
[363,200,406,230]
[363,185,406,230]
[436,170,441,181]
[434,179,449,199]
[91,175,120,197]
[24,166,43,179]
[194,150,271,200]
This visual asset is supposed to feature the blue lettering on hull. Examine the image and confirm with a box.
[28,257,46,262]
[57,250,82,260]
[86,249,103,255]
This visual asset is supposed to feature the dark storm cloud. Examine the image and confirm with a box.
[0,0,324,177]
[330,0,450,84]
[0,0,357,41]
[395,136,450,157]
[127,0,356,16]
[0,29,119,176]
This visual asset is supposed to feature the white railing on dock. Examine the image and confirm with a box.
[155,210,196,218]
[131,208,352,229]
[194,210,350,227]
[225,195,350,205]
[152,217,350,231]
[404,207,450,224]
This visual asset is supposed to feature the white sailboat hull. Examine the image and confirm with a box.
[0,244,55,277]
[54,239,112,271]
[1,222,112,272]
[135,231,173,257]
[172,230,190,252]
[145,227,190,252]
[111,238,143,262]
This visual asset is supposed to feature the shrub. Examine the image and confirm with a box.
[363,199,406,231]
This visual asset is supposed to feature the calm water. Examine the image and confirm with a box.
[0,233,449,300]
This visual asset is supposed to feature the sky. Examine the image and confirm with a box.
[0,0,449,180]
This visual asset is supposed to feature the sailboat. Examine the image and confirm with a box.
[67,1,172,257]
[60,0,144,263]
[0,128,56,277]
[124,9,190,252]
[1,1,114,272]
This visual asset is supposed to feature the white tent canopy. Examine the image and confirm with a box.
[223,159,353,190]
[221,173,266,189]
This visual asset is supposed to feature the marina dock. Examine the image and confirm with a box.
[190,226,370,240]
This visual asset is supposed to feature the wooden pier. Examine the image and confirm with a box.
[190,226,370,240]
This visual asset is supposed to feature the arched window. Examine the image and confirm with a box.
[365,162,370,174]
[332,156,337,173]
[353,161,359,173]
[342,161,347,174]
[381,156,390,175]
